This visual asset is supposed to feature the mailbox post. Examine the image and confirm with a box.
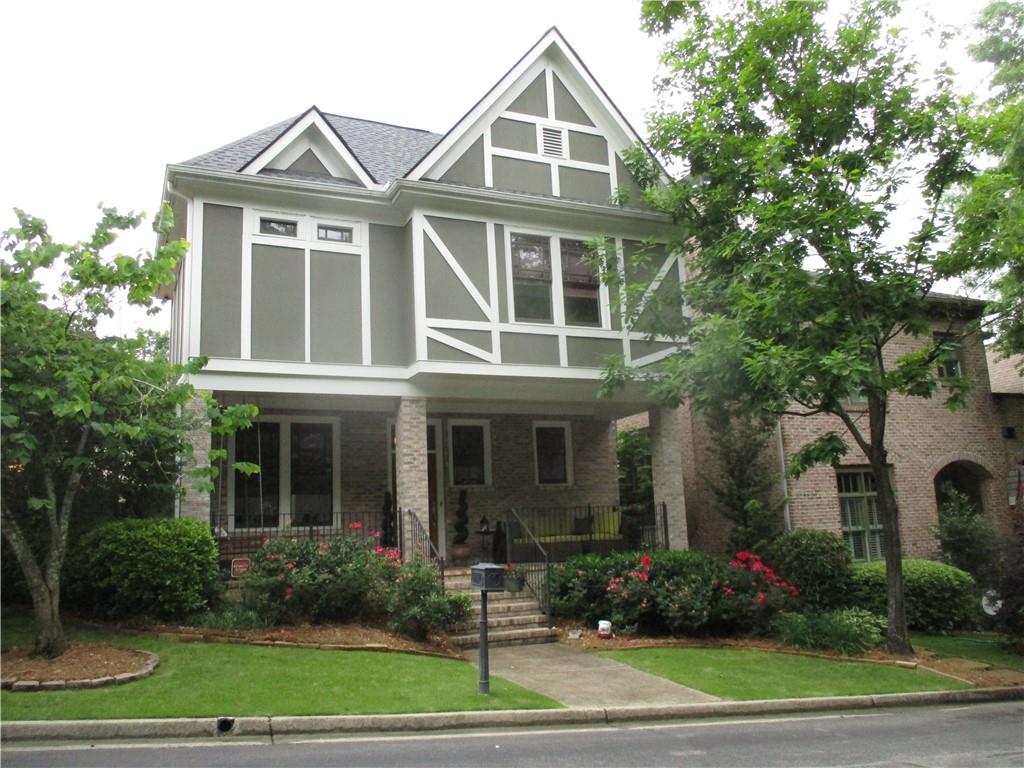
[470,562,505,695]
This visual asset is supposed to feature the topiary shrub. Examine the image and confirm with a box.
[850,559,977,632]
[774,608,886,655]
[67,518,221,620]
[765,528,853,611]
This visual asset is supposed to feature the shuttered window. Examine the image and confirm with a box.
[837,468,885,561]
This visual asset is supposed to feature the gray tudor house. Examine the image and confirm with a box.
[163,28,688,566]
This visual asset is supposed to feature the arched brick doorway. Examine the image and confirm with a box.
[934,460,992,515]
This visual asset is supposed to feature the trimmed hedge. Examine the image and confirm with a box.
[765,528,852,611]
[67,518,221,620]
[850,559,977,632]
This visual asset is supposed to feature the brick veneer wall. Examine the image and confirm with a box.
[435,412,620,562]
[653,327,1019,559]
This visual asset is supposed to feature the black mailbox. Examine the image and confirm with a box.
[470,562,505,592]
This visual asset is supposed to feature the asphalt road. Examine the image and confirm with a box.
[3,701,1022,768]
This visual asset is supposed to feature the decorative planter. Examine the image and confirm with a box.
[449,542,471,566]
[505,575,525,593]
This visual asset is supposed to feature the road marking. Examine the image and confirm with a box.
[3,740,269,752]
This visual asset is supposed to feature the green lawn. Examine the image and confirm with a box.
[0,617,559,721]
[598,647,970,700]
[912,633,1024,672]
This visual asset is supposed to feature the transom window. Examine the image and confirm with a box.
[449,420,492,486]
[317,224,353,243]
[259,217,298,237]
[511,233,553,323]
[533,421,573,486]
[837,468,884,561]
[561,239,600,326]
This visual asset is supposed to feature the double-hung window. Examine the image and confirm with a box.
[533,421,573,486]
[837,467,884,561]
[561,239,600,326]
[511,233,553,323]
[449,420,491,486]
[934,334,963,379]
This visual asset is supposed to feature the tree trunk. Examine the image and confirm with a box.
[870,451,913,656]
[30,583,66,658]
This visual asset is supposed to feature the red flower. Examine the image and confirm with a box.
[348,521,363,530]
[722,586,735,596]
[639,554,652,570]
[284,586,294,601]
[735,551,753,562]
[628,570,650,582]
[757,591,766,607]
[375,545,385,554]
[319,542,329,551]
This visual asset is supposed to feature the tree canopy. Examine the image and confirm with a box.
[599,0,1001,653]
[1,207,255,657]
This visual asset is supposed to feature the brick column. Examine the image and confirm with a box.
[179,394,212,523]
[649,406,690,549]
[396,397,429,561]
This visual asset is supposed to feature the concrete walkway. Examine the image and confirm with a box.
[463,643,719,707]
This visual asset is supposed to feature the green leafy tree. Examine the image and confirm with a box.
[600,0,984,654]
[1,207,256,657]
[941,1,1024,358]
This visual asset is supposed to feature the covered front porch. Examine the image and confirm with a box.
[182,386,689,566]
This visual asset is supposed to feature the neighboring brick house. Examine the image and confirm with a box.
[162,28,688,562]
[653,311,1024,561]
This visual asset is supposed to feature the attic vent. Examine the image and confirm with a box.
[541,127,564,158]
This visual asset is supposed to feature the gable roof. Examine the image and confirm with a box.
[182,112,442,185]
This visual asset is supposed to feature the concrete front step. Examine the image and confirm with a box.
[469,600,542,617]
[449,626,560,649]
[455,613,551,632]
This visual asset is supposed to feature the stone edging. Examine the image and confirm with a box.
[1,651,159,693]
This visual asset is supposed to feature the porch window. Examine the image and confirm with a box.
[234,422,281,528]
[561,239,600,326]
[290,422,333,526]
[259,217,298,237]
[449,420,491,486]
[837,467,884,561]
[511,233,553,323]
[534,421,573,486]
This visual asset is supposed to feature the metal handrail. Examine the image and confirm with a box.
[506,507,551,616]
[403,508,446,592]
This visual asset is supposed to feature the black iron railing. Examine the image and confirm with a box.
[211,507,395,561]
[399,508,446,591]
[505,502,668,562]
[505,508,551,616]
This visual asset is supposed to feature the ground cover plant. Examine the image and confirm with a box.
[773,608,886,656]
[0,615,558,720]
[598,647,968,700]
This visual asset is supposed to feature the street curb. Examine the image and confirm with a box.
[2,686,1021,742]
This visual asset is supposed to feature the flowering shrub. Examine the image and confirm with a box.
[240,526,463,639]
[552,549,797,636]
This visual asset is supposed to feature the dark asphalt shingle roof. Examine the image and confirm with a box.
[181,111,442,185]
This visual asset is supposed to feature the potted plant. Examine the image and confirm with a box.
[505,563,527,593]
[450,490,471,565]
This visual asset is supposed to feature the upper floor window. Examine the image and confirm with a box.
[317,224,353,243]
[511,233,553,323]
[561,239,600,326]
[259,217,298,237]
[934,334,963,379]
[837,467,884,562]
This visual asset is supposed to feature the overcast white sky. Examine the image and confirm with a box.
[0,0,994,336]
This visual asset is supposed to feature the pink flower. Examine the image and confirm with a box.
[628,570,650,582]
[368,529,381,539]
[284,586,294,601]
[735,551,753,562]
[319,542,329,551]
[286,562,296,570]
[375,545,385,554]
[722,586,735,596]
[757,592,767,607]
[348,521,363,530]
[639,554,652,570]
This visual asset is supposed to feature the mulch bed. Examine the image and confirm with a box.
[1,644,151,684]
